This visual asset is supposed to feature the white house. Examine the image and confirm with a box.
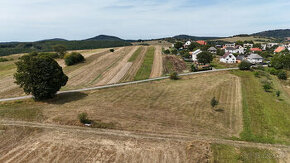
[190,49,202,62]
[261,44,267,51]
[208,47,217,54]
[220,52,236,63]
[235,45,245,54]
[243,43,253,49]
[267,43,279,48]
[225,47,238,53]
[225,43,235,48]
[246,54,264,64]
[184,41,191,47]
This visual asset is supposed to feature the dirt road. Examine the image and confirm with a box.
[150,46,163,78]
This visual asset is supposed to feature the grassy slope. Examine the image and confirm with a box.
[215,36,272,43]
[128,47,142,62]
[211,144,277,163]
[134,47,155,80]
[232,70,290,144]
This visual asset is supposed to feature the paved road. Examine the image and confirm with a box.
[0,68,238,102]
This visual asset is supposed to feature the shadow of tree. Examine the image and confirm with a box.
[43,92,88,105]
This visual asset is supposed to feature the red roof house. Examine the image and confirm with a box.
[196,40,207,45]
[250,48,262,52]
[274,46,285,53]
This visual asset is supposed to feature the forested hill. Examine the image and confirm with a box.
[252,29,290,38]
[0,36,131,56]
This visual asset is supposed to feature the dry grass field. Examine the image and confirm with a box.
[215,36,272,43]
[0,71,242,138]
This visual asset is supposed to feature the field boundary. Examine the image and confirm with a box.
[0,68,238,102]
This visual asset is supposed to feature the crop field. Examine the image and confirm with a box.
[0,45,165,98]
[0,71,243,138]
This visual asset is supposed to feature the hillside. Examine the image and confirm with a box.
[172,35,222,40]
[86,35,124,41]
[252,29,290,38]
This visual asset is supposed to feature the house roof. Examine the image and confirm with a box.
[208,47,217,51]
[191,49,202,56]
[247,53,263,59]
[236,55,245,60]
[274,46,285,53]
[226,47,236,51]
[221,52,232,58]
[196,40,207,45]
[250,48,262,52]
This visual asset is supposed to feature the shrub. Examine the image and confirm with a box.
[263,82,272,92]
[170,72,179,80]
[211,97,219,108]
[163,49,170,54]
[277,70,287,80]
[110,49,115,52]
[267,67,278,75]
[78,112,91,124]
[254,72,260,78]
[64,52,85,66]
[238,60,252,70]
[191,64,197,72]
[38,52,59,59]
[0,58,9,62]
[276,90,281,97]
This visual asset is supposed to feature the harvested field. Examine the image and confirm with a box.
[0,71,243,138]
[150,46,163,78]
[163,55,187,74]
[121,47,147,82]
[97,46,139,85]
[0,126,214,163]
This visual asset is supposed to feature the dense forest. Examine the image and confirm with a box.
[0,40,131,56]
[252,29,290,38]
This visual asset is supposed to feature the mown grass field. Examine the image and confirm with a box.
[134,47,155,80]
[211,144,278,163]
[0,71,242,138]
[232,70,290,144]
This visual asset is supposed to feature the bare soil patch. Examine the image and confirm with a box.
[150,45,163,78]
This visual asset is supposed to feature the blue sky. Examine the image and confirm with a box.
[0,0,290,42]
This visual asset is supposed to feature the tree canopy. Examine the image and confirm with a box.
[197,52,213,64]
[14,53,68,100]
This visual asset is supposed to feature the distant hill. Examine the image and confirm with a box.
[172,35,223,41]
[86,35,124,41]
[37,38,68,42]
[252,29,290,38]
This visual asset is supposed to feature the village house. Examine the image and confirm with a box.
[250,48,262,52]
[184,41,191,47]
[236,55,245,63]
[208,47,217,54]
[246,54,264,64]
[225,43,235,48]
[225,47,238,53]
[261,44,267,50]
[196,40,207,45]
[220,52,236,63]
[274,46,286,53]
[190,49,202,62]
[235,45,245,54]
[267,43,279,48]
[243,43,253,49]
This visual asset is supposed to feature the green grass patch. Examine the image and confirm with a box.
[211,144,278,163]
[0,101,43,121]
[232,70,290,144]
[128,47,143,62]
[134,47,155,80]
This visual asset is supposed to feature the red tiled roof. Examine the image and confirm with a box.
[274,46,285,53]
[196,40,207,45]
[250,48,262,52]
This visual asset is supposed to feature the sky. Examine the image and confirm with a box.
[0,0,290,42]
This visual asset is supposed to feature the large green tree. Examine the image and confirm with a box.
[14,54,68,100]
[197,52,213,64]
